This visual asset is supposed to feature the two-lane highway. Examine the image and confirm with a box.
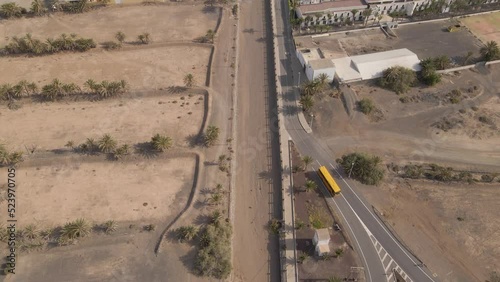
[271,0,439,280]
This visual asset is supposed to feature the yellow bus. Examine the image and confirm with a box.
[318,166,341,195]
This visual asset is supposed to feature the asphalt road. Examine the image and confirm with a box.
[272,0,441,281]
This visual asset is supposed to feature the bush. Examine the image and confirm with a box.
[102,41,121,50]
[337,152,384,185]
[425,164,454,182]
[402,164,423,179]
[357,98,375,115]
[478,115,494,125]
[419,58,442,86]
[194,222,232,279]
[175,225,198,242]
[379,66,416,94]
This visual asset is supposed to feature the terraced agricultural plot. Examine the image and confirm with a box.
[0,5,220,45]
[461,12,500,43]
[0,45,211,89]
[0,92,205,151]
[0,156,196,227]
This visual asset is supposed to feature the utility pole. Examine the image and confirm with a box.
[348,161,355,178]
[297,71,301,88]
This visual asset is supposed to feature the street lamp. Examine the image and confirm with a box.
[309,114,314,128]
[348,161,355,178]
[297,71,301,88]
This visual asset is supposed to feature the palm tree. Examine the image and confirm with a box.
[299,95,314,112]
[480,41,500,61]
[137,33,151,44]
[204,125,220,147]
[98,134,117,153]
[61,218,91,240]
[102,220,117,234]
[210,210,223,226]
[205,29,215,43]
[210,192,222,205]
[362,8,372,26]
[115,31,126,44]
[302,155,313,170]
[184,74,195,87]
[40,79,65,101]
[0,2,23,18]
[317,74,329,88]
[304,179,317,192]
[113,144,129,160]
[30,0,47,16]
[151,134,173,152]
[302,79,321,96]
[176,225,198,242]
[23,224,39,239]
[377,14,383,24]
[350,9,359,21]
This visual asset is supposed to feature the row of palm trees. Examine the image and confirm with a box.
[68,133,173,160]
[0,0,110,19]
[297,8,382,31]
[2,33,96,56]
[299,73,329,112]
[0,79,127,102]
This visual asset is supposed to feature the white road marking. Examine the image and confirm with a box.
[328,163,437,282]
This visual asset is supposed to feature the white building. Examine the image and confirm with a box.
[306,59,336,82]
[313,228,331,256]
[332,48,421,82]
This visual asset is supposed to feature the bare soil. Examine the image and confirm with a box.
[461,12,500,44]
[0,45,211,90]
[313,64,500,281]
[0,5,220,45]
[0,91,205,151]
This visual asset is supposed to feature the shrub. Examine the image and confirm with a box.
[379,66,416,94]
[357,98,375,115]
[102,41,121,50]
[176,225,198,242]
[337,152,385,185]
[402,164,423,179]
[268,218,281,234]
[194,222,232,279]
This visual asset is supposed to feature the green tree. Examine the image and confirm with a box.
[379,66,417,94]
[30,0,46,16]
[357,98,375,114]
[98,134,117,153]
[420,58,441,86]
[0,2,23,18]
[151,134,173,152]
[115,31,126,44]
[60,218,91,240]
[176,225,198,242]
[113,144,130,160]
[362,8,372,26]
[433,55,451,70]
[337,152,385,185]
[302,155,313,170]
[194,221,232,279]
[102,220,117,234]
[204,125,220,147]
[304,179,317,192]
[350,9,358,21]
[184,73,195,87]
[205,29,215,43]
[137,32,151,44]
[317,73,329,88]
[480,41,500,61]
[300,95,314,112]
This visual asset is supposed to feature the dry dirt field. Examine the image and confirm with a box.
[0,5,220,44]
[0,156,196,227]
[313,64,500,281]
[0,92,205,151]
[461,12,500,44]
[0,45,211,89]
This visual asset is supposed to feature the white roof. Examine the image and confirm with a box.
[352,48,421,80]
[331,48,421,82]
[299,48,321,65]
[316,243,331,254]
[315,228,330,241]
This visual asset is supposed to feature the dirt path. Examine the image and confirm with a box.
[232,0,281,280]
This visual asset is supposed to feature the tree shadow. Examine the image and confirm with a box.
[185,134,201,148]
[193,213,211,225]
[256,37,266,43]
[134,142,159,158]
[282,104,299,116]
[258,170,273,181]
[167,86,187,94]
[243,28,256,34]
[202,5,217,14]
[282,90,297,102]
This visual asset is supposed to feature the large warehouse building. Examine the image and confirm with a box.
[297,47,421,83]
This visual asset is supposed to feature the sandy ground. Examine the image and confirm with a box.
[0,157,196,227]
[0,92,204,151]
[461,12,500,44]
[313,65,500,280]
[0,5,220,45]
[0,45,210,89]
